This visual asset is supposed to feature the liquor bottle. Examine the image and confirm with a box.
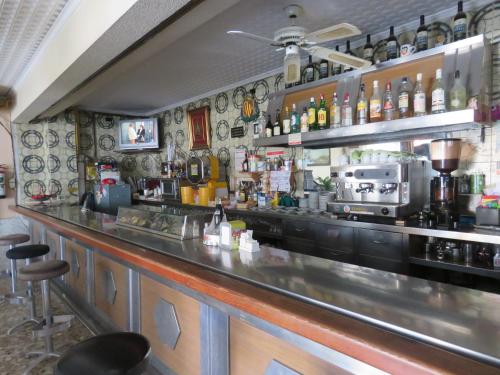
[273,109,282,136]
[265,114,273,137]
[330,92,340,128]
[453,1,467,41]
[363,34,374,62]
[344,41,355,72]
[416,15,428,52]
[398,77,412,118]
[357,84,368,124]
[282,106,291,134]
[370,80,382,122]
[308,97,317,131]
[290,103,300,133]
[431,68,446,114]
[319,59,329,79]
[413,73,426,116]
[386,26,399,60]
[305,55,315,83]
[383,82,395,120]
[242,152,249,172]
[300,107,309,133]
[317,94,327,130]
[450,70,466,110]
[332,46,343,76]
[341,93,352,126]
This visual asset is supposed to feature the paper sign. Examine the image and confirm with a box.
[266,150,285,157]
[288,133,302,145]
[270,170,291,192]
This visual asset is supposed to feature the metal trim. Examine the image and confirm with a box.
[86,248,94,305]
[264,360,301,375]
[102,269,117,305]
[128,269,141,333]
[153,298,181,350]
[200,304,229,375]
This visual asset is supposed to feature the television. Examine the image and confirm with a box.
[118,118,159,150]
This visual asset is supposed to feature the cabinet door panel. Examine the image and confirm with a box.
[357,229,402,260]
[94,253,129,329]
[64,240,87,300]
[45,231,61,260]
[140,275,200,375]
[316,224,354,253]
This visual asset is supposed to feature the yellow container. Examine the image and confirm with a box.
[198,186,209,206]
[208,180,216,201]
[180,186,194,204]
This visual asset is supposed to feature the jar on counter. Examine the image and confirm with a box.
[469,172,485,194]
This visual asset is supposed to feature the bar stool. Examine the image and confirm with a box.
[0,233,30,297]
[5,244,50,335]
[55,332,151,375]
[18,259,74,375]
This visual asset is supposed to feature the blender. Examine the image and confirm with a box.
[430,138,462,228]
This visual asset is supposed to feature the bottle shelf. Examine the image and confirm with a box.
[254,109,484,149]
[409,254,500,280]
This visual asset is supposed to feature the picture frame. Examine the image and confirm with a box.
[304,148,331,166]
[187,106,211,150]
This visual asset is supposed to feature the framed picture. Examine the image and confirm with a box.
[304,148,330,166]
[187,106,211,150]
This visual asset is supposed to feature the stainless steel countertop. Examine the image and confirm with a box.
[138,198,500,245]
[21,204,500,367]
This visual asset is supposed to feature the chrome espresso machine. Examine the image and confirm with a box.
[328,160,432,219]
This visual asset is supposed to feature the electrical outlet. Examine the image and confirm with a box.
[8,178,15,189]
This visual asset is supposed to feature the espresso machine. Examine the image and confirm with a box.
[430,138,462,227]
[328,160,431,219]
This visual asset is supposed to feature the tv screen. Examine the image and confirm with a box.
[118,118,159,150]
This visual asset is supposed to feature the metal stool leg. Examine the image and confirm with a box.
[7,258,39,335]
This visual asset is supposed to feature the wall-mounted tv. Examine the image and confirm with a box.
[118,118,159,150]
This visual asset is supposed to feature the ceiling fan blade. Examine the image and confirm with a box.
[304,46,371,70]
[227,30,283,47]
[304,23,361,43]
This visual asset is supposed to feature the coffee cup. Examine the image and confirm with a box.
[400,44,416,57]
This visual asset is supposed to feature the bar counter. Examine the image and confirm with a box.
[11,204,500,374]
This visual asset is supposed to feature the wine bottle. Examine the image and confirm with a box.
[431,69,446,114]
[386,26,399,60]
[341,93,352,126]
[273,109,282,136]
[305,55,315,83]
[363,34,374,62]
[308,97,317,131]
[370,80,382,122]
[319,59,329,79]
[450,70,466,110]
[413,73,426,116]
[330,92,340,128]
[265,114,273,137]
[453,1,467,41]
[290,103,300,133]
[398,77,412,118]
[282,106,291,134]
[318,94,327,130]
[344,41,355,72]
[357,84,368,124]
[332,46,343,75]
[383,82,395,120]
[300,107,309,133]
[416,15,428,52]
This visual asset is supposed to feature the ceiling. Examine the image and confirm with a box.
[72,0,461,115]
[0,0,68,96]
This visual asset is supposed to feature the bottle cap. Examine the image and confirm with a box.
[373,80,379,87]
[386,81,392,90]
[436,68,442,79]
[417,73,423,81]
[310,97,315,101]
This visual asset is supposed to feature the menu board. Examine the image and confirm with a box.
[270,170,291,192]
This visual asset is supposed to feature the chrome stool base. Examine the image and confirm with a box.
[7,318,40,335]
[23,351,60,375]
[32,315,74,338]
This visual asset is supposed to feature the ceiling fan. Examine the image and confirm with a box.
[227,4,371,84]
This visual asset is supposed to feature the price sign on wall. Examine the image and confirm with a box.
[270,170,291,192]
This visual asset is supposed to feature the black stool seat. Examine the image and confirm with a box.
[6,244,49,260]
[18,259,69,281]
[0,233,30,246]
[55,332,151,375]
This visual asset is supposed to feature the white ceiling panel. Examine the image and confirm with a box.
[75,0,464,114]
[0,0,68,95]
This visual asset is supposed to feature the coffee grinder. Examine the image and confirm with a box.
[430,138,462,227]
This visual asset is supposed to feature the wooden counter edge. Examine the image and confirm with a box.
[12,205,498,375]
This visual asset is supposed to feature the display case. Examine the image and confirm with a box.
[116,205,212,240]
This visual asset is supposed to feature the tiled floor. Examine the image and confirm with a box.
[0,276,92,375]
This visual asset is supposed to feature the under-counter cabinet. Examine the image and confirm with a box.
[140,275,201,375]
[63,239,87,300]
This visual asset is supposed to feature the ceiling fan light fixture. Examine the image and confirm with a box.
[284,45,301,84]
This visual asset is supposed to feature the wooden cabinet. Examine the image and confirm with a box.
[94,253,129,330]
[230,318,343,375]
[63,239,87,300]
[45,231,61,260]
[140,275,200,375]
